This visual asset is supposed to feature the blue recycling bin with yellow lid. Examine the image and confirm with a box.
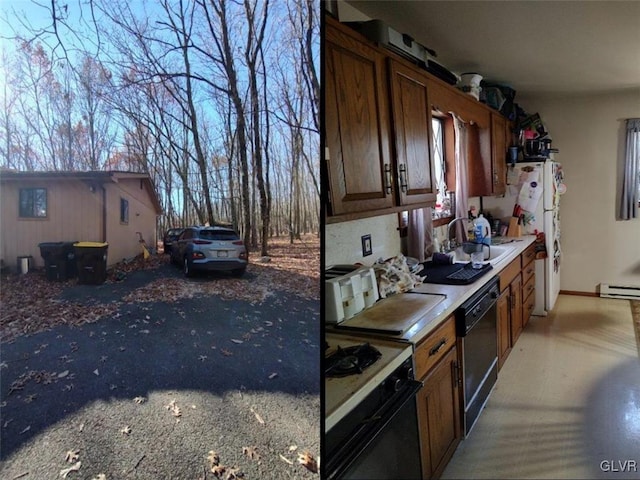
[74,242,108,284]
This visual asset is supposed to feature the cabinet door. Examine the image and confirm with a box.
[491,113,507,195]
[497,288,511,371]
[510,274,523,345]
[464,102,492,198]
[388,60,437,206]
[417,346,462,479]
[325,21,393,215]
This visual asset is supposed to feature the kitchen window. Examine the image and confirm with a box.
[120,198,129,224]
[431,116,455,225]
[19,188,47,218]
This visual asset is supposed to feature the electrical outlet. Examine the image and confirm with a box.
[361,234,372,257]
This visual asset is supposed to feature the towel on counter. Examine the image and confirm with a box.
[373,254,425,298]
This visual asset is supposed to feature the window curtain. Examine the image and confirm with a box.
[452,114,469,242]
[407,207,434,262]
[620,118,640,220]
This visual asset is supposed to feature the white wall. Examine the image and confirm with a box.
[326,214,401,266]
[518,89,640,293]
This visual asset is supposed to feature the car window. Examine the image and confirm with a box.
[198,229,239,241]
[180,229,193,240]
[168,228,183,236]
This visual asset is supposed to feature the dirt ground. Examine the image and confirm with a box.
[0,236,320,480]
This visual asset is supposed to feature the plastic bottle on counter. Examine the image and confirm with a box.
[474,214,491,245]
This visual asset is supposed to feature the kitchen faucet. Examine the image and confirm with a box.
[444,216,468,252]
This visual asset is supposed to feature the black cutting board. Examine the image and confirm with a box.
[418,261,493,285]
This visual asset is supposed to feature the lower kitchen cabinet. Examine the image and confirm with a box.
[497,243,537,371]
[415,316,462,480]
[497,288,511,371]
[509,273,523,345]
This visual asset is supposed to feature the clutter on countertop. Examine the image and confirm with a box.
[373,254,425,298]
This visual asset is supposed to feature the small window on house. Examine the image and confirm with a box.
[431,117,454,221]
[19,188,47,218]
[120,198,129,224]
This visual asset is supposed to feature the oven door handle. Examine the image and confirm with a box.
[327,379,422,479]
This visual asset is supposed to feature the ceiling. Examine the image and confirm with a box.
[341,1,640,96]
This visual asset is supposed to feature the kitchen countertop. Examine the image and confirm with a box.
[327,235,536,346]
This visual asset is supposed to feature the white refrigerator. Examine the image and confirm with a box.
[483,160,564,316]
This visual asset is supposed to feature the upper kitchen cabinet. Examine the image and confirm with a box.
[325,19,394,216]
[490,113,508,196]
[428,76,508,198]
[388,59,437,206]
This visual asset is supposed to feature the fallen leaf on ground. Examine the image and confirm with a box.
[279,454,294,465]
[58,370,69,378]
[19,426,30,434]
[165,400,182,417]
[120,426,132,435]
[60,461,81,478]
[230,339,243,344]
[225,467,244,479]
[65,450,80,463]
[298,451,318,473]
[289,445,298,452]
[264,321,273,327]
[220,349,233,356]
[242,446,260,461]
[91,475,106,480]
[93,369,99,376]
[133,396,146,404]
[268,373,278,379]
[207,450,220,466]
[211,465,226,477]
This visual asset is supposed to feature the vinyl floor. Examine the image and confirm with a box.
[441,295,640,479]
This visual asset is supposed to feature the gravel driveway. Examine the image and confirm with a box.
[0,263,320,479]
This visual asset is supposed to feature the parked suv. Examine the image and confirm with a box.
[163,228,184,254]
[171,226,247,277]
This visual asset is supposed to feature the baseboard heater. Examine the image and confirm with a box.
[599,283,640,300]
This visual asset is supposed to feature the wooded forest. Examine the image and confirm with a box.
[0,0,320,255]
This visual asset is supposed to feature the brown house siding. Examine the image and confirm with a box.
[104,179,158,264]
[1,178,102,268]
[0,172,161,271]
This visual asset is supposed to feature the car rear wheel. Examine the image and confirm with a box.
[184,257,194,278]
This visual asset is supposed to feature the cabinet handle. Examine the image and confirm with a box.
[384,163,392,194]
[429,338,447,356]
[399,163,408,193]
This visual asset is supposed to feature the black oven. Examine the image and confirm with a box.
[456,276,499,436]
[325,357,423,480]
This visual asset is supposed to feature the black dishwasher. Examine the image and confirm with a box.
[456,276,500,436]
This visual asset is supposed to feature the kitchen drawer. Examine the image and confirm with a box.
[523,290,535,327]
[521,243,536,268]
[499,257,520,292]
[415,315,456,380]
[522,259,535,286]
[523,275,535,300]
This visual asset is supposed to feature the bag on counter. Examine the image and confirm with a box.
[373,254,425,299]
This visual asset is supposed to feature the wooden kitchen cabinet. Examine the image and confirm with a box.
[325,19,394,216]
[491,113,507,195]
[415,315,462,479]
[497,288,511,371]
[509,273,523,345]
[388,59,437,207]
[497,243,537,369]
[521,243,536,328]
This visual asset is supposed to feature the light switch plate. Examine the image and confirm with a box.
[361,234,372,257]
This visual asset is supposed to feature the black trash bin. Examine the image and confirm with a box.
[74,242,109,285]
[38,241,78,281]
